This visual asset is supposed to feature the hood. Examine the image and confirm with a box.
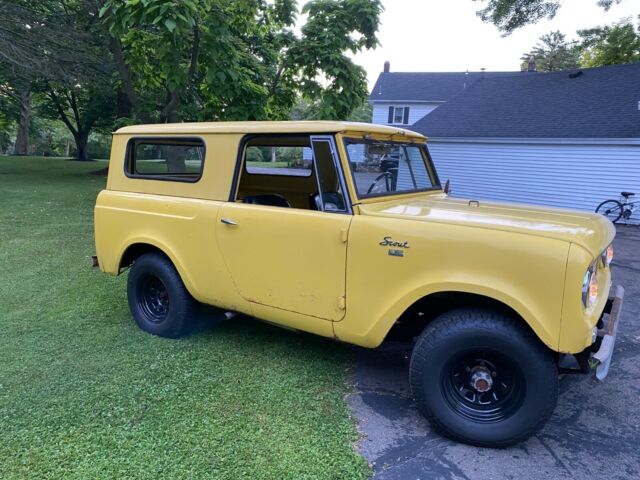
[359,194,615,257]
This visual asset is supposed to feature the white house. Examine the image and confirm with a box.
[369,61,531,126]
[369,62,640,222]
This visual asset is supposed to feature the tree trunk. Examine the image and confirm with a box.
[13,91,32,156]
[161,145,185,173]
[74,130,90,161]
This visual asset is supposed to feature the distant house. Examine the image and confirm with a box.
[369,61,531,126]
[369,62,640,222]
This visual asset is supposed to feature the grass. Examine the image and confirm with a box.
[0,156,369,479]
[246,161,292,168]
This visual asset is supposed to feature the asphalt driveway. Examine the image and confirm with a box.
[348,225,640,480]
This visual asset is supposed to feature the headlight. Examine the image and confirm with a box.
[582,265,599,308]
[601,244,613,267]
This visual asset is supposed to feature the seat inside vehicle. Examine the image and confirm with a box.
[242,194,291,207]
[309,192,345,211]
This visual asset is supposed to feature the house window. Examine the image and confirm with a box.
[388,106,410,125]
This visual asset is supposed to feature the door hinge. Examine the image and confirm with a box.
[340,229,348,243]
[338,296,346,310]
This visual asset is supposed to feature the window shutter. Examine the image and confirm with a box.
[403,107,410,125]
[388,106,394,124]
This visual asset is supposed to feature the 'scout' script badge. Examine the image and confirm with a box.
[380,236,410,257]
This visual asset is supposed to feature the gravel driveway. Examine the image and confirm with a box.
[348,225,640,480]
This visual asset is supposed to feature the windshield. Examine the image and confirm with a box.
[343,138,440,198]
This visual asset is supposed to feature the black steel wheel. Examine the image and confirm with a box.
[410,308,558,448]
[596,200,623,223]
[136,274,170,323]
[442,349,525,423]
[127,252,197,338]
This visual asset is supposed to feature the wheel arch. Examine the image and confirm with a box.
[116,239,200,301]
[375,285,558,351]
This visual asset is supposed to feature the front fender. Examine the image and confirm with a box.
[337,216,569,349]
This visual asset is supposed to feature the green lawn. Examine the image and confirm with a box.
[0,157,369,479]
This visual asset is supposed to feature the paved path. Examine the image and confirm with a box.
[348,225,640,480]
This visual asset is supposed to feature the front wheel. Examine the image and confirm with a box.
[596,200,623,223]
[409,308,558,448]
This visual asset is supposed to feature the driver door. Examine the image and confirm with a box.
[216,135,352,321]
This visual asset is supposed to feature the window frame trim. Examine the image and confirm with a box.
[231,133,318,202]
[230,133,354,215]
[123,136,206,183]
[309,135,353,215]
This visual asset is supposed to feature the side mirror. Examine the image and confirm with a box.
[443,179,451,195]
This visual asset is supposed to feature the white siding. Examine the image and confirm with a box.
[429,139,640,223]
[371,102,441,126]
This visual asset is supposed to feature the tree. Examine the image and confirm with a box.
[474,0,624,34]
[520,31,580,72]
[0,90,14,154]
[99,0,382,123]
[40,83,115,161]
[578,17,640,67]
[0,1,116,160]
[0,74,32,155]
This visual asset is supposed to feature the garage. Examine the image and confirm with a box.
[411,64,640,223]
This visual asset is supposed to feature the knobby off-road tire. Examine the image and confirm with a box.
[596,200,623,223]
[127,252,198,338]
[409,308,558,448]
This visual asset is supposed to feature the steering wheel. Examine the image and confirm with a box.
[367,171,395,194]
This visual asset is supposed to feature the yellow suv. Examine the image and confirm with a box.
[94,121,623,447]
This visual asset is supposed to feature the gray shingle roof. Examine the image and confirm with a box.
[369,71,530,102]
[411,63,640,138]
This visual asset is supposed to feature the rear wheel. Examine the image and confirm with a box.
[410,308,558,448]
[127,252,197,338]
[596,200,623,223]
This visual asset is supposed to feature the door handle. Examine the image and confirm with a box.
[220,217,238,226]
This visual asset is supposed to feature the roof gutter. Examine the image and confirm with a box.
[424,137,640,146]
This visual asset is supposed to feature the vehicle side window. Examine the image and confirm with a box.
[344,139,438,198]
[245,146,312,177]
[126,138,205,182]
[234,134,349,213]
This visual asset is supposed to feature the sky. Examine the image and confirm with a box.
[350,0,639,89]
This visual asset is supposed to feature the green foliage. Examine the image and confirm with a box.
[520,31,580,72]
[0,1,117,159]
[289,0,381,119]
[291,96,373,122]
[0,156,371,480]
[348,101,373,122]
[28,117,72,157]
[578,17,640,67]
[474,0,623,34]
[0,112,13,153]
[523,18,640,72]
[1,0,383,159]
[99,0,382,122]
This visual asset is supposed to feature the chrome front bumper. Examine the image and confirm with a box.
[591,285,624,381]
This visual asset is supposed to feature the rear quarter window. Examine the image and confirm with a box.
[125,138,205,182]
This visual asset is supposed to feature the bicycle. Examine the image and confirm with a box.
[595,191,637,223]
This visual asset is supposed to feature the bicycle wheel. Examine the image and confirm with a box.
[596,200,623,223]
